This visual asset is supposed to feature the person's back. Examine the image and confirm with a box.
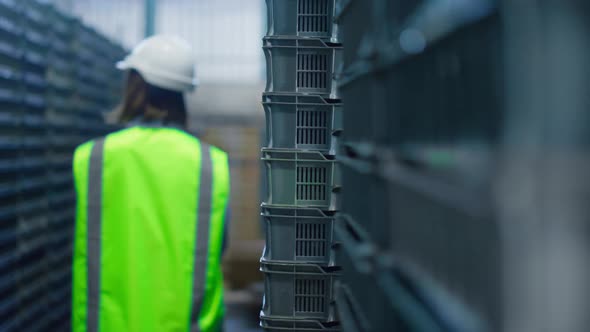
[72,35,229,332]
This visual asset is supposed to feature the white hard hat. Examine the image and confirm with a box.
[116,34,198,92]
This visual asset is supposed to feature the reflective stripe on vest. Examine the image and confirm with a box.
[191,144,212,332]
[73,127,228,332]
[87,138,105,332]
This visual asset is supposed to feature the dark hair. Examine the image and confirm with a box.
[117,70,187,127]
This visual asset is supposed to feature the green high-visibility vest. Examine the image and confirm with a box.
[72,126,230,332]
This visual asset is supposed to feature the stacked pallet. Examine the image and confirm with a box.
[260,0,342,331]
[0,1,125,331]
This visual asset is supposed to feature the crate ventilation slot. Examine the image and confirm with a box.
[296,109,328,147]
[295,278,326,313]
[296,166,327,201]
[296,222,327,258]
[297,0,330,33]
[297,53,328,89]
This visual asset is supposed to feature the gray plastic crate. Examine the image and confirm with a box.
[23,0,50,28]
[266,0,339,42]
[379,15,503,148]
[261,261,340,322]
[374,153,500,327]
[262,148,340,210]
[261,205,337,266]
[264,93,342,154]
[48,5,75,39]
[339,69,386,143]
[335,215,486,332]
[0,0,21,14]
[264,37,342,98]
[334,0,378,68]
[333,214,400,332]
[24,29,50,51]
[338,145,383,243]
[0,7,23,42]
[334,264,405,332]
[261,315,340,331]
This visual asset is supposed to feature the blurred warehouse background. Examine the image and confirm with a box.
[60,0,268,291]
[1,0,266,331]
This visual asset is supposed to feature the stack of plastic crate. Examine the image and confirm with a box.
[0,1,125,330]
[43,13,124,332]
[261,0,342,331]
[72,23,125,131]
[334,0,501,331]
[0,1,28,330]
[16,1,53,330]
[44,6,81,331]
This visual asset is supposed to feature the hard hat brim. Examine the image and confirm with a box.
[116,60,129,70]
[115,60,199,92]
